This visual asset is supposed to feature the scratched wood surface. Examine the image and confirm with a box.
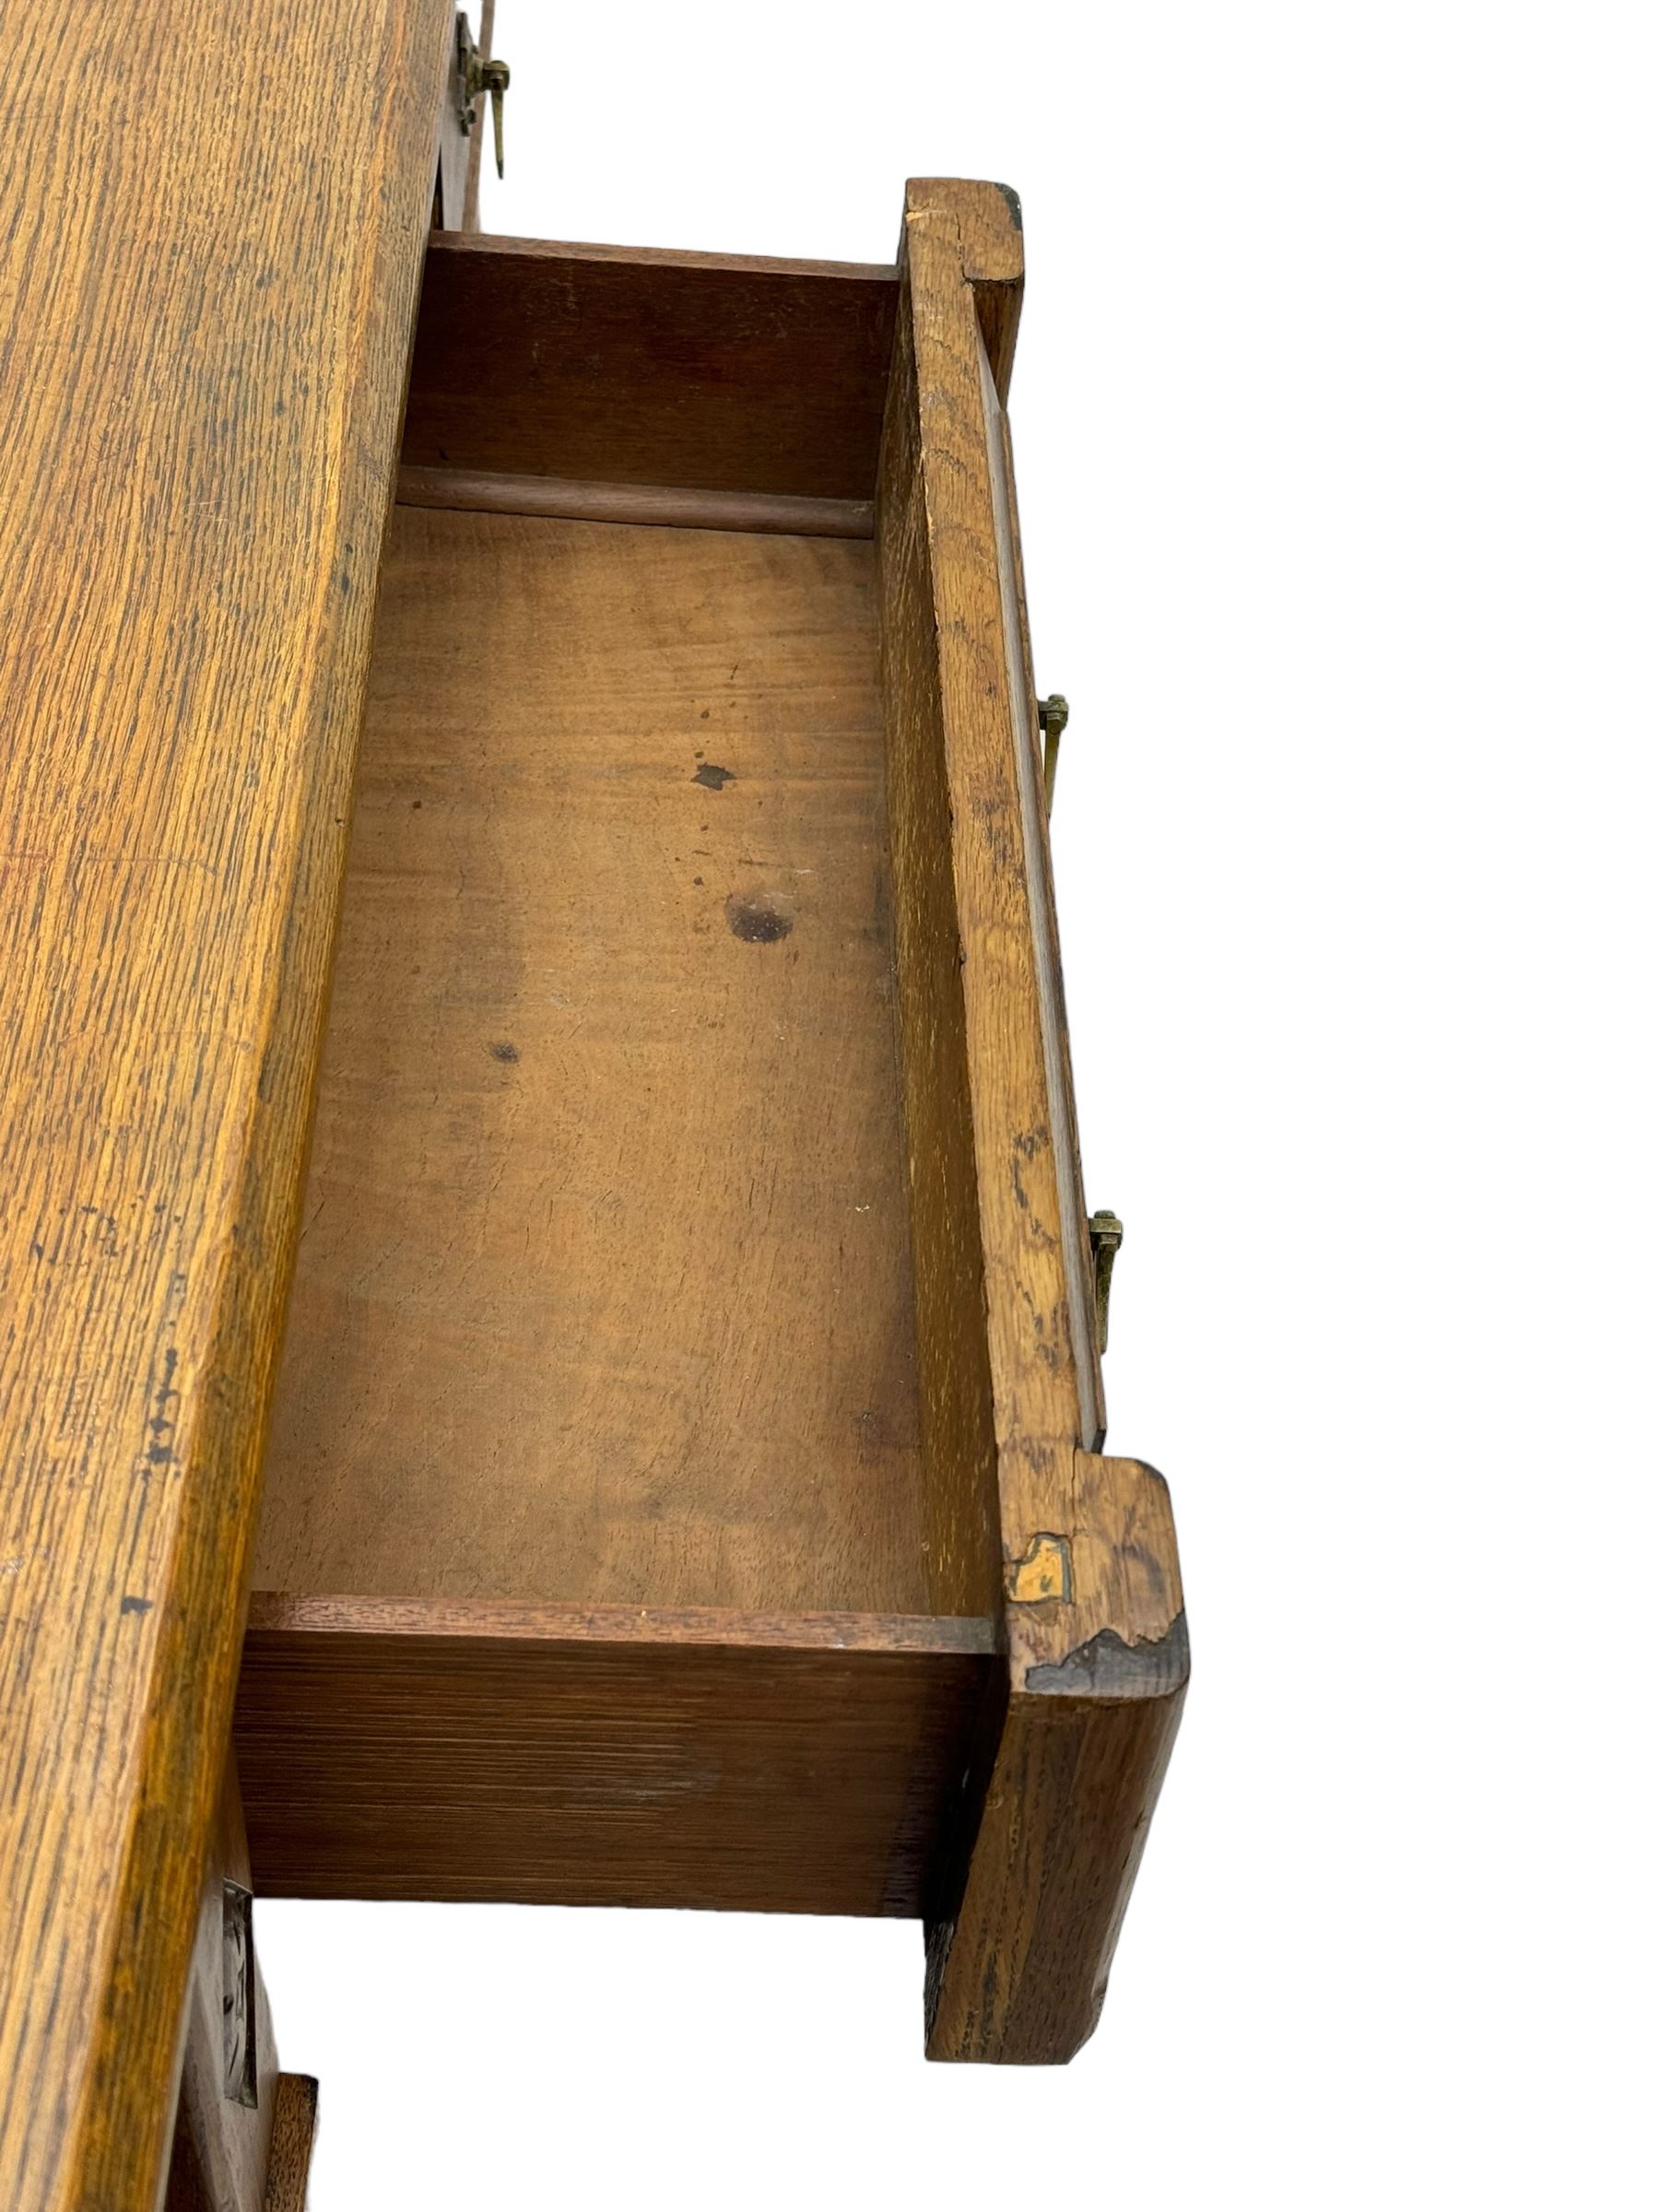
[873,181,1187,2061]
[878,180,1098,1589]
[0,4,449,2204]
[926,1452,1187,2061]
[253,506,929,1614]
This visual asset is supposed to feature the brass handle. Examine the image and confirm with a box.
[455,13,511,179]
[1088,1208,1122,1354]
[1038,692,1069,815]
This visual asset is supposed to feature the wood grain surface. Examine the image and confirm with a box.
[0,4,449,2204]
[907,176,1026,400]
[254,506,929,1614]
[261,2077,320,2212]
[979,315,1105,1449]
[237,1599,993,1916]
[874,247,1003,1620]
[926,1453,1187,2062]
[877,179,1095,1598]
[874,182,1187,2061]
[984,378,1104,1442]
[403,232,898,500]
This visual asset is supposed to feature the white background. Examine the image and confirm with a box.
[261,5,1657,2204]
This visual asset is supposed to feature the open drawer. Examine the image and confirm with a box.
[236,178,1186,2065]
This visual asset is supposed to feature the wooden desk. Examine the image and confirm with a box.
[0,10,1185,2205]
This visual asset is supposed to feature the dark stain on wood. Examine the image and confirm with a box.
[1024,1610,1190,1699]
[724,894,792,944]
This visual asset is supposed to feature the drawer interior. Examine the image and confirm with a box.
[253,504,928,1616]
[239,229,1012,1919]
[233,189,1175,2069]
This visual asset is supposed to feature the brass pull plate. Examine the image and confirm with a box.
[1088,1208,1122,1355]
[1038,692,1069,814]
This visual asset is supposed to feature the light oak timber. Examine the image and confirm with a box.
[881,177,1097,1494]
[873,180,1187,2061]
[0,2,452,2204]
[0,1,1182,2165]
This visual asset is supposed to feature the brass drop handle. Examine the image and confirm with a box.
[1038,693,1069,814]
[1088,1208,1123,1354]
[455,12,511,179]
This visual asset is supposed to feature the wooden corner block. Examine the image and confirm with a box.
[902,177,1026,398]
[925,1457,1189,2065]
[903,177,1025,279]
